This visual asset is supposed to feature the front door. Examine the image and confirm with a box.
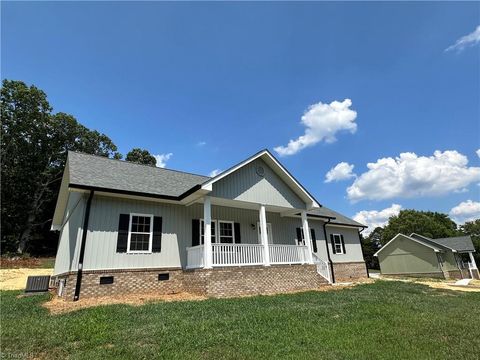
[257,223,273,244]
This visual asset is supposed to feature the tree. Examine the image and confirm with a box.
[125,148,156,166]
[361,227,383,269]
[1,80,121,254]
[459,219,480,265]
[380,209,458,245]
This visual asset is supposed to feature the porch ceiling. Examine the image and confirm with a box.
[196,196,305,213]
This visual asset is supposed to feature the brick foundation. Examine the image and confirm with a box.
[332,261,368,282]
[54,264,328,301]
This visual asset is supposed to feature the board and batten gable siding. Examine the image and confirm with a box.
[210,158,306,210]
[377,234,442,275]
[323,225,365,263]
[54,194,321,273]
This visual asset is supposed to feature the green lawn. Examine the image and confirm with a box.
[1,281,479,359]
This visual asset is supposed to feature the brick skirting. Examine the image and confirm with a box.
[332,261,368,282]
[55,264,328,301]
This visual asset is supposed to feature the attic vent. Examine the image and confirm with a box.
[256,166,265,177]
[25,275,50,293]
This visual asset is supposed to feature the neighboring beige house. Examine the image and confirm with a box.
[374,233,479,280]
[51,150,368,301]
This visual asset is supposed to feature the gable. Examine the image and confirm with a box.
[379,234,437,258]
[210,158,306,209]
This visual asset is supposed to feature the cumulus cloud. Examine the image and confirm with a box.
[476,149,480,158]
[353,204,402,235]
[347,150,480,202]
[325,162,356,183]
[449,200,480,224]
[274,99,357,156]
[209,169,222,177]
[154,153,173,168]
[445,25,480,52]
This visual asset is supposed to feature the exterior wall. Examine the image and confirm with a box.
[57,264,327,300]
[324,225,365,263]
[54,194,312,274]
[210,158,306,209]
[332,262,368,282]
[377,235,442,276]
[441,251,459,271]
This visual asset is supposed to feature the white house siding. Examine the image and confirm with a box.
[324,225,365,263]
[210,158,306,209]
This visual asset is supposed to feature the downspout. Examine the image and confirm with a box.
[322,219,335,284]
[358,228,370,278]
[73,190,94,301]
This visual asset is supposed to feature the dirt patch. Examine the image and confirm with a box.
[43,292,208,314]
[0,268,53,290]
[1,257,55,269]
[378,276,480,292]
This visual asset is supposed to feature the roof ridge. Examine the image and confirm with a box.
[68,151,211,179]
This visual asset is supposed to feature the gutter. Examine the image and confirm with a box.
[73,190,94,301]
[322,219,335,284]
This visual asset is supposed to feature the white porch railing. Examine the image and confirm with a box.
[186,244,314,269]
[312,253,332,283]
[212,243,264,266]
[269,244,309,265]
[186,245,204,269]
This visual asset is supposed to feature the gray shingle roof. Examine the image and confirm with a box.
[411,233,475,252]
[308,206,366,228]
[68,152,210,198]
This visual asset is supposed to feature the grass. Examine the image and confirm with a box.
[1,281,480,359]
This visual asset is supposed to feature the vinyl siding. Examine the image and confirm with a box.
[322,225,365,263]
[211,158,306,209]
[378,235,442,275]
[441,250,459,271]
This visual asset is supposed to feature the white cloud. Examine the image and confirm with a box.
[197,141,207,146]
[347,150,480,202]
[154,153,173,168]
[445,25,480,52]
[274,99,357,156]
[209,169,222,177]
[353,204,402,235]
[325,162,356,183]
[476,149,480,158]
[450,200,480,224]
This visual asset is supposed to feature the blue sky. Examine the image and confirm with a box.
[2,2,479,230]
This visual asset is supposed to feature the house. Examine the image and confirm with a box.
[374,233,479,280]
[51,150,368,301]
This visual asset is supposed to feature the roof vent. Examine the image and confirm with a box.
[256,166,265,177]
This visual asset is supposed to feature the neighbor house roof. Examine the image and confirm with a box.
[410,233,475,252]
[68,151,210,198]
[307,206,366,228]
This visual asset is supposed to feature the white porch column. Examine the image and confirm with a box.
[259,204,270,266]
[469,252,478,269]
[203,196,213,269]
[301,211,314,264]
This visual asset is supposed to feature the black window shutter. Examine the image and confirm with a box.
[310,228,318,253]
[330,234,336,254]
[234,223,241,243]
[152,217,162,252]
[296,227,303,245]
[116,214,129,253]
[340,234,346,254]
[192,219,200,246]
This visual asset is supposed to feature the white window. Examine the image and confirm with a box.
[200,219,217,244]
[219,221,235,243]
[332,234,344,254]
[128,214,153,253]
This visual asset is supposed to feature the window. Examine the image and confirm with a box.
[200,220,216,244]
[219,221,234,243]
[128,214,153,253]
[332,234,344,254]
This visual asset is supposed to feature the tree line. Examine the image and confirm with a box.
[1,80,157,255]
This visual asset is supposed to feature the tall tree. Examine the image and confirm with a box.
[459,219,480,264]
[380,209,458,245]
[1,80,121,254]
[125,148,157,166]
[361,227,383,269]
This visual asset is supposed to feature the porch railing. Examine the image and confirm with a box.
[269,244,309,265]
[312,253,332,283]
[212,243,264,266]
